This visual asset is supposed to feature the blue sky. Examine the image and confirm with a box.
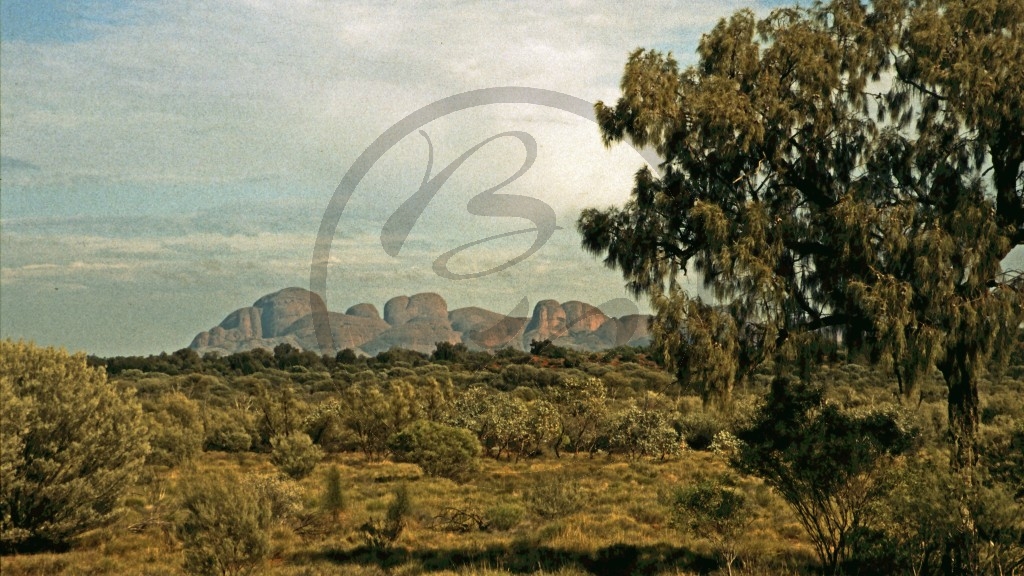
[2,1,1018,356]
[1,1,127,43]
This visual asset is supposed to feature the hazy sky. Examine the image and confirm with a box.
[3,1,1018,356]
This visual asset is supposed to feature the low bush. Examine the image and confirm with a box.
[144,392,204,467]
[270,432,322,479]
[525,472,584,519]
[177,474,272,576]
[669,477,753,576]
[610,405,680,460]
[204,409,253,453]
[677,411,722,451]
[388,420,481,482]
[0,340,150,551]
[485,503,525,531]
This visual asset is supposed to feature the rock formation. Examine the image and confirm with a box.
[189,287,651,356]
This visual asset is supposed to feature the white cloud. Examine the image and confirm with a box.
[1,0,756,191]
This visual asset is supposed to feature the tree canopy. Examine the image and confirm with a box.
[578,0,1023,472]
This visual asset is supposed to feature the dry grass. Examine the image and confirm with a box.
[0,451,812,576]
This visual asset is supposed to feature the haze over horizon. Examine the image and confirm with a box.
[2,1,1021,356]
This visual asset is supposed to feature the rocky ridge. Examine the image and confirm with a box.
[190,287,650,356]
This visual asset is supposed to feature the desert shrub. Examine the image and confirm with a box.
[251,382,309,448]
[270,432,322,479]
[873,452,960,575]
[0,340,150,551]
[610,405,680,459]
[548,376,608,455]
[525,472,585,519]
[733,377,917,573]
[303,399,350,453]
[205,421,253,452]
[144,392,204,467]
[388,420,481,482]
[321,465,347,520]
[669,477,754,576]
[177,474,272,576]
[360,484,412,555]
[525,399,561,455]
[450,388,535,460]
[974,481,1024,576]
[248,474,303,520]
[677,411,723,451]
[874,452,1024,576]
[485,503,525,531]
[339,381,423,460]
[709,430,742,457]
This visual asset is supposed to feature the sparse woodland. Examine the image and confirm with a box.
[1,335,1022,575]
[3,0,1024,574]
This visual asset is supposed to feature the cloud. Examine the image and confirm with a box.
[1,0,759,193]
[1,0,780,354]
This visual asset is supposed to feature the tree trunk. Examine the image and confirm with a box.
[937,342,980,576]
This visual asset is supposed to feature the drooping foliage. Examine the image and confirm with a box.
[578,0,1024,471]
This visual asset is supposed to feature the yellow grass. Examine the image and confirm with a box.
[0,451,810,576]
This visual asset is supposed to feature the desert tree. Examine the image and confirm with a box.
[579,0,1022,473]
[548,376,609,456]
[733,377,917,572]
[579,4,1022,570]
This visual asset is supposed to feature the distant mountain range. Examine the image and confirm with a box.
[189,287,652,356]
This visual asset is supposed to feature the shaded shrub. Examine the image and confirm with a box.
[0,340,149,551]
[205,422,253,453]
[388,420,481,482]
[669,477,754,576]
[973,481,1024,576]
[360,484,412,556]
[270,432,322,479]
[677,411,723,451]
[981,418,1024,498]
[871,453,1024,576]
[733,377,917,573]
[203,407,253,453]
[872,452,959,575]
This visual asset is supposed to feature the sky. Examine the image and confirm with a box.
[2,1,1019,357]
